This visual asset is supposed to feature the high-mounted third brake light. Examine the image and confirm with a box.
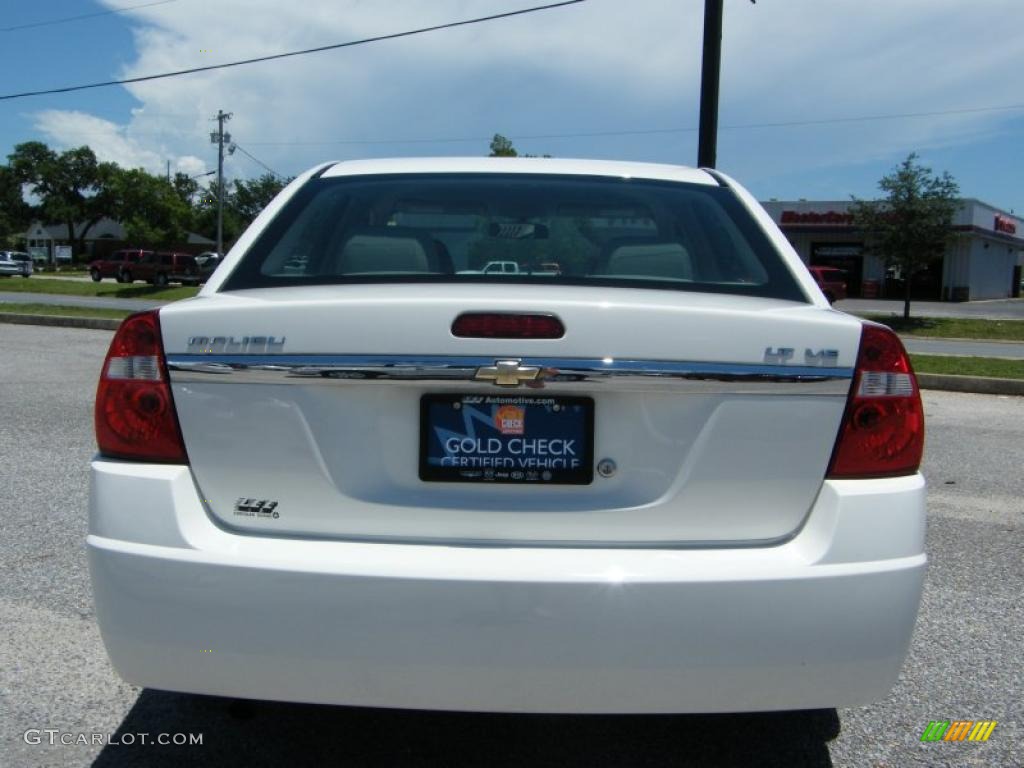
[95,310,187,463]
[452,312,565,339]
[827,323,924,479]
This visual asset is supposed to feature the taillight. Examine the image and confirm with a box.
[452,312,565,339]
[95,310,187,463]
[827,322,924,478]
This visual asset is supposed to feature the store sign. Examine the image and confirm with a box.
[994,215,1017,235]
[811,244,863,258]
[780,210,855,226]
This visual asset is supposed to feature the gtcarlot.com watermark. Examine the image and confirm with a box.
[24,729,203,746]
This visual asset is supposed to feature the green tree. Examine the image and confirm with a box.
[8,142,118,261]
[78,160,121,256]
[172,172,202,210]
[232,173,289,222]
[109,168,191,247]
[489,134,518,157]
[487,133,551,158]
[850,153,960,319]
[188,174,289,246]
[192,179,245,245]
[0,164,32,245]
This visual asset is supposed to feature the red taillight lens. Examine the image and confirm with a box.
[452,312,565,339]
[95,310,188,463]
[827,323,924,478]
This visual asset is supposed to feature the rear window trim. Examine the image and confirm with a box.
[220,172,811,303]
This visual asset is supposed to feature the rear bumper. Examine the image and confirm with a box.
[88,459,926,713]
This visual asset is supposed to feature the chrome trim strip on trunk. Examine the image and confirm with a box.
[167,354,853,395]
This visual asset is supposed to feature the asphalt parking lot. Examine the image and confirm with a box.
[1,323,1020,768]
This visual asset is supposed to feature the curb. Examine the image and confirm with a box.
[2,313,1023,396]
[916,372,1024,397]
[0,312,122,331]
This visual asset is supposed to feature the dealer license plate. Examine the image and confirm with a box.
[420,394,594,484]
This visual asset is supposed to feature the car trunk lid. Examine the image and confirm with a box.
[159,283,860,546]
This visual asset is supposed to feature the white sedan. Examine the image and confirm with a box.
[88,158,926,713]
[0,251,33,277]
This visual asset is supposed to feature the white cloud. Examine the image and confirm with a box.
[31,0,1024,192]
[34,109,207,176]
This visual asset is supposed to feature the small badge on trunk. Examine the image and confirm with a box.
[234,498,280,519]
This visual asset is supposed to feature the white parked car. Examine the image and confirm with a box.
[0,250,33,277]
[88,158,926,714]
[458,259,522,275]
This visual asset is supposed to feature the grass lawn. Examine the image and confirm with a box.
[0,302,132,320]
[858,313,1024,342]
[0,277,197,302]
[910,354,1024,380]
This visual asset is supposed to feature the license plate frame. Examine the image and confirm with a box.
[419,394,594,485]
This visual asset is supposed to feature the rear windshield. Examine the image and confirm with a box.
[222,174,807,301]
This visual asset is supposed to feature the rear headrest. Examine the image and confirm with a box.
[337,231,432,274]
[599,240,693,281]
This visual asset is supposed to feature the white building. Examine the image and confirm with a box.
[21,219,215,263]
[760,199,1023,300]
[23,218,127,262]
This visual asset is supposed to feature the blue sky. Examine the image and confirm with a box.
[1,0,1021,213]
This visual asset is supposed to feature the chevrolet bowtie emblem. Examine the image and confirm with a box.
[474,360,541,387]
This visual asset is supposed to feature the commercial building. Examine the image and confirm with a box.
[760,199,1023,300]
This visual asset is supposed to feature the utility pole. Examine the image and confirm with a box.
[697,0,723,169]
[697,0,755,169]
[210,110,232,255]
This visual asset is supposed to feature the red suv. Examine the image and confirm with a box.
[132,252,204,286]
[89,249,153,283]
[809,266,848,303]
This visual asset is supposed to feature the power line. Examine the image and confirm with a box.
[240,103,1024,147]
[31,100,1023,172]
[0,0,587,101]
[1,0,178,33]
[41,101,1024,145]
[232,143,284,179]
[720,103,1024,131]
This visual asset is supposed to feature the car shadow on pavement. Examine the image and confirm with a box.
[92,690,839,767]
